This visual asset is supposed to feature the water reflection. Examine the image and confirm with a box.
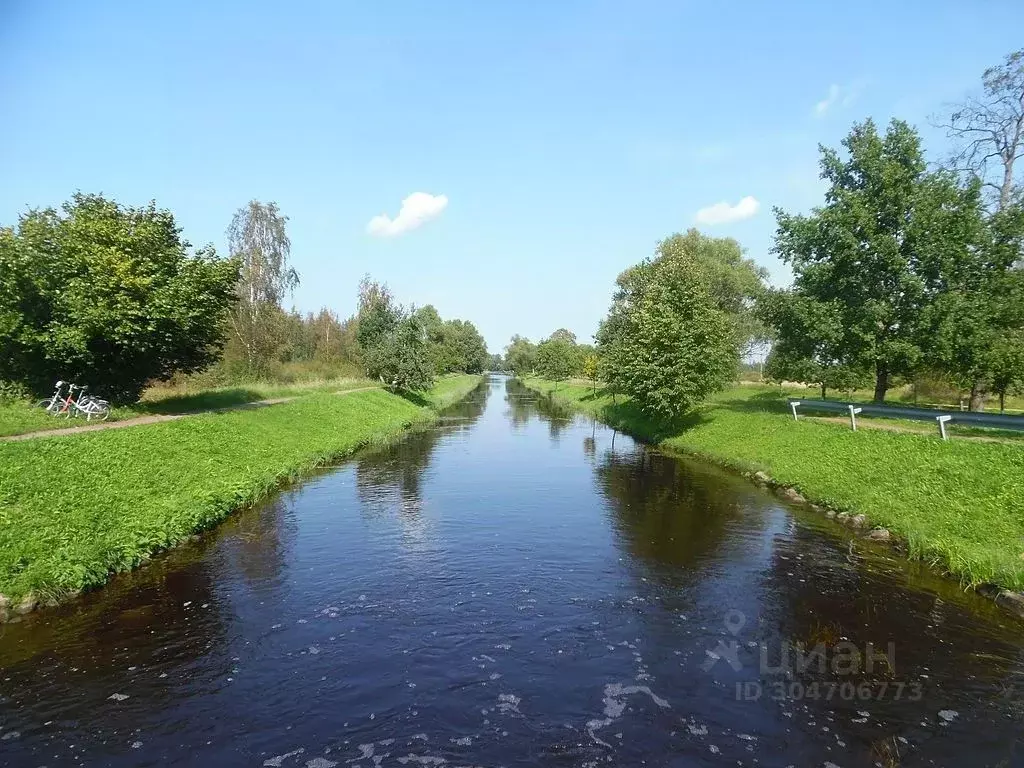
[355,385,488,514]
[592,444,753,574]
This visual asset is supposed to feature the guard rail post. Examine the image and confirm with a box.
[937,415,952,441]
[848,405,862,432]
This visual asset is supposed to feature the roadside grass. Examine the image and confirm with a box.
[521,378,1024,591]
[746,379,1024,415]
[0,376,482,605]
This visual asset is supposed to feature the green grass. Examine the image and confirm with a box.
[521,378,1024,591]
[745,379,1024,415]
[420,373,488,409]
[0,376,378,437]
[0,376,482,605]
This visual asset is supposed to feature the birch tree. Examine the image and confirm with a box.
[227,201,298,373]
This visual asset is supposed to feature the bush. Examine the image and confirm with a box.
[0,193,239,403]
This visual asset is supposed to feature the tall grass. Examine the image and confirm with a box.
[521,378,1024,591]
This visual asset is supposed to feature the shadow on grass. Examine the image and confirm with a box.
[396,390,432,409]
[712,389,791,416]
[598,398,711,443]
[136,388,268,415]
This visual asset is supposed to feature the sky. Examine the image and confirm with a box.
[2,1,1022,353]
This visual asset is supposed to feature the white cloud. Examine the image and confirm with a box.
[814,83,841,116]
[814,82,862,117]
[367,192,448,237]
[694,196,760,225]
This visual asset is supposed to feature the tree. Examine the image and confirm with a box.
[932,52,1024,408]
[597,235,739,418]
[437,319,488,374]
[759,289,872,398]
[355,276,400,355]
[535,337,578,386]
[504,335,537,376]
[548,328,577,344]
[661,229,769,355]
[989,330,1024,412]
[938,49,1024,212]
[227,201,299,374]
[0,193,238,402]
[773,119,982,403]
[918,188,1024,409]
[363,311,435,391]
[581,353,600,393]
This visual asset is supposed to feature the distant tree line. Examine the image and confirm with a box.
[0,197,489,403]
[506,50,1024,416]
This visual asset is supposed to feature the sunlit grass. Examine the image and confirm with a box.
[0,377,375,437]
[0,376,482,603]
[521,378,1024,591]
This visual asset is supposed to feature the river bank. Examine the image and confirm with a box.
[519,377,1024,610]
[0,375,483,616]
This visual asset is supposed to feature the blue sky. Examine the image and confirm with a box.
[2,2,1022,353]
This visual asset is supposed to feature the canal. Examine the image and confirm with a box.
[1,376,1022,766]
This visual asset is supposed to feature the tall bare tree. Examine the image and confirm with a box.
[227,201,299,372]
[938,49,1024,211]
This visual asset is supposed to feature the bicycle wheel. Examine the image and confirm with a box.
[36,397,56,413]
[84,402,110,422]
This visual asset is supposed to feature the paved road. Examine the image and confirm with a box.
[1,387,380,442]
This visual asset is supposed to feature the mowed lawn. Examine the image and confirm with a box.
[522,379,1024,591]
[0,375,482,605]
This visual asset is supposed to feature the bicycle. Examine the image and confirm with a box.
[36,380,68,415]
[66,385,111,422]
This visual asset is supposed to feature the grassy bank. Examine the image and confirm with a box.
[521,378,1024,591]
[0,375,482,608]
[0,376,376,438]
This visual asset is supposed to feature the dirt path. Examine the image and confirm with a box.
[1,387,380,442]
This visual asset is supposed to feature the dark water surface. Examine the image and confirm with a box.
[2,376,1023,767]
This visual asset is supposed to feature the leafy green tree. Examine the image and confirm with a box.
[548,328,577,344]
[597,236,739,418]
[438,319,488,374]
[581,352,600,393]
[356,276,400,355]
[363,311,435,391]
[773,119,984,403]
[227,201,298,374]
[759,290,871,398]
[504,335,537,376]
[412,306,488,374]
[989,331,1024,412]
[0,193,238,402]
[535,337,578,386]
[486,353,504,371]
[661,229,768,355]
